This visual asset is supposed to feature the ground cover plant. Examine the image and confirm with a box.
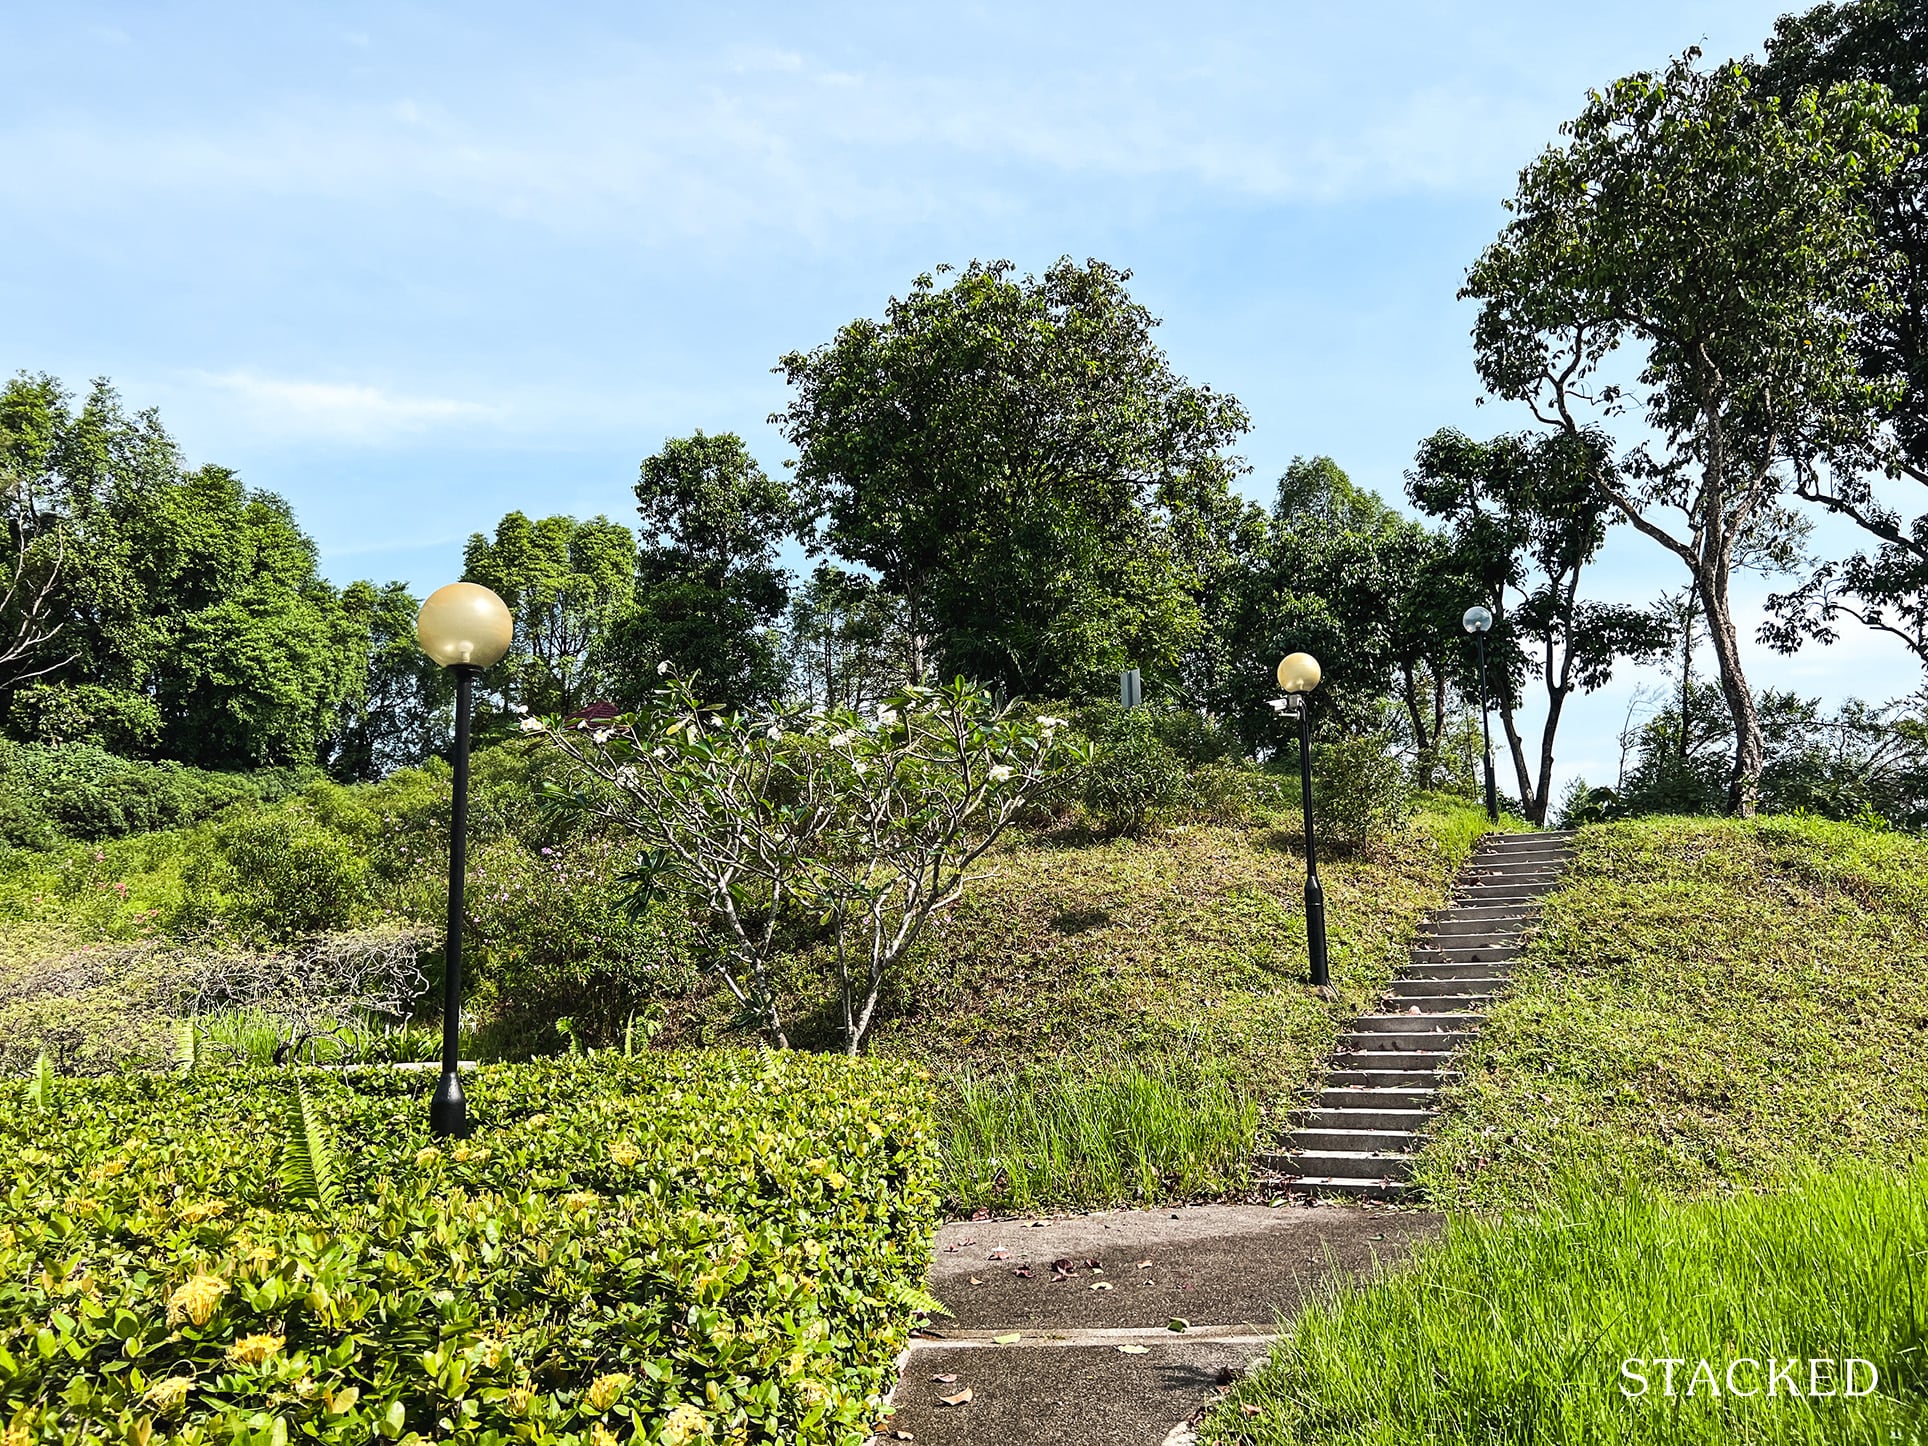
[1202,1164,1928,1445]
[0,1050,939,1445]
[1417,814,1928,1209]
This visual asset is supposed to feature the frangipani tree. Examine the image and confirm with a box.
[532,671,1086,1053]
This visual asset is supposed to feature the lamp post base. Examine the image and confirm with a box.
[430,1069,470,1139]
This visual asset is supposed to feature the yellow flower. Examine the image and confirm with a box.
[415,1147,442,1166]
[166,1271,228,1327]
[506,1386,534,1415]
[225,1333,284,1368]
[176,1199,228,1224]
[662,1403,712,1445]
[608,1140,641,1167]
[585,1372,631,1411]
[563,1191,601,1212]
[526,1113,550,1129]
[591,1426,620,1446]
[142,1376,194,1414]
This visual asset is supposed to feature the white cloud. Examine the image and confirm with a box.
[193,371,499,443]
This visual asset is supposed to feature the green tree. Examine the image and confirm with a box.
[322,581,453,781]
[607,431,794,709]
[1463,51,1913,813]
[775,257,1251,700]
[1219,457,1431,756]
[1756,2,1928,671]
[462,512,636,716]
[1408,428,1670,822]
[783,561,904,712]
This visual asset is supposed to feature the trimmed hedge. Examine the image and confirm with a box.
[0,1051,940,1445]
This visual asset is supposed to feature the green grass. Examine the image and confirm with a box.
[938,1055,1261,1209]
[1202,1165,1928,1445]
[1417,815,1928,1209]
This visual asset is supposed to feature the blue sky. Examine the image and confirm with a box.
[6,0,1919,800]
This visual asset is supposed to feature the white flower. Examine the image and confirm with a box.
[827,731,855,747]
[876,708,900,726]
[765,725,783,740]
[592,729,612,744]
[1037,715,1066,730]
[518,716,547,733]
[651,747,668,760]
[656,660,671,676]
[988,764,1014,782]
[852,761,869,776]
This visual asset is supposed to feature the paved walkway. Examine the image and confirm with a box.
[875,1203,1437,1445]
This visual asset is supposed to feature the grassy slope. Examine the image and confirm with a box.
[1203,1164,1927,1446]
[1417,814,1928,1209]
[860,798,1498,1207]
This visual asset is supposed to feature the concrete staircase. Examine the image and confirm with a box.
[1257,830,1576,1202]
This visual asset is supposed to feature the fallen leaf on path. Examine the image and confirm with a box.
[993,1333,1020,1344]
[1118,1344,1150,1354]
[893,1432,914,1440]
[1013,1266,1033,1278]
[1241,1403,1262,1416]
[1136,1260,1154,1268]
[968,1276,982,1285]
[930,1373,957,1384]
[1169,1318,1190,1332]
[988,1248,1009,1260]
[1090,1282,1113,1291]
[937,1388,973,1407]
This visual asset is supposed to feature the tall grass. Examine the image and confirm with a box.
[1206,1165,1928,1444]
[188,1008,451,1067]
[939,1057,1259,1210]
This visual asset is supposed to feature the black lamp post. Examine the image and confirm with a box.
[415,582,514,1138]
[1462,604,1499,823]
[1272,651,1329,990]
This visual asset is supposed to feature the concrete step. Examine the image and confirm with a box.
[1388,975,1508,996]
[1381,992,1493,1013]
[1265,1174,1413,1201]
[1432,903,1541,924]
[1278,1149,1416,1181]
[1301,1107,1434,1131]
[1351,1012,1482,1033]
[1334,1056,1449,1079]
[1340,1030,1475,1054]
[1289,1128,1421,1153]
[1327,1067,1447,1087]
[1410,944,1523,963]
[1402,960,1514,980]
[1423,917,1532,940]
[1315,1085,1438,1108]
[1453,886,1555,904]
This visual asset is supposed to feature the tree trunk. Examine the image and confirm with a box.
[1397,659,1432,784]
[1695,571,1762,816]
[1496,692,1539,823]
[1532,687,1568,828]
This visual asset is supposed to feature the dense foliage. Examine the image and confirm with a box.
[0,1052,941,1445]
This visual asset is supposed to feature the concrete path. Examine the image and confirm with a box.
[875,1202,1437,1446]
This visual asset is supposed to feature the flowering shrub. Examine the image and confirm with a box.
[0,1050,939,1445]
[533,673,1087,1052]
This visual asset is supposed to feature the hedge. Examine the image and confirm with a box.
[0,741,316,849]
[0,1051,940,1445]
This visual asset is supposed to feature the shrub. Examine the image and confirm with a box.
[1308,732,1411,852]
[0,740,314,847]
[0,1051,940,1445]
[1083,707,1190,836]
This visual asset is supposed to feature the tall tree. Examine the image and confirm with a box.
[0,375,80,694]
[463,512,636,717]
[783,562,904,713]
[609,430,795,708]
[1220,457,1430,755]
[1462,52,1912,813]
[1408,428,1670,823]
[1756,1,1928,671]
[322,581,454,781]
[775,257,1250,701]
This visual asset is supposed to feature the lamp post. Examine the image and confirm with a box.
[1461,604,1498,823]
[415,582,515,1139]
[1272,652,1329,990]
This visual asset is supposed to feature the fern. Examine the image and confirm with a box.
[29,1050,52,1112]
[177,1020,199,1072]
[279,1080,341,1209]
